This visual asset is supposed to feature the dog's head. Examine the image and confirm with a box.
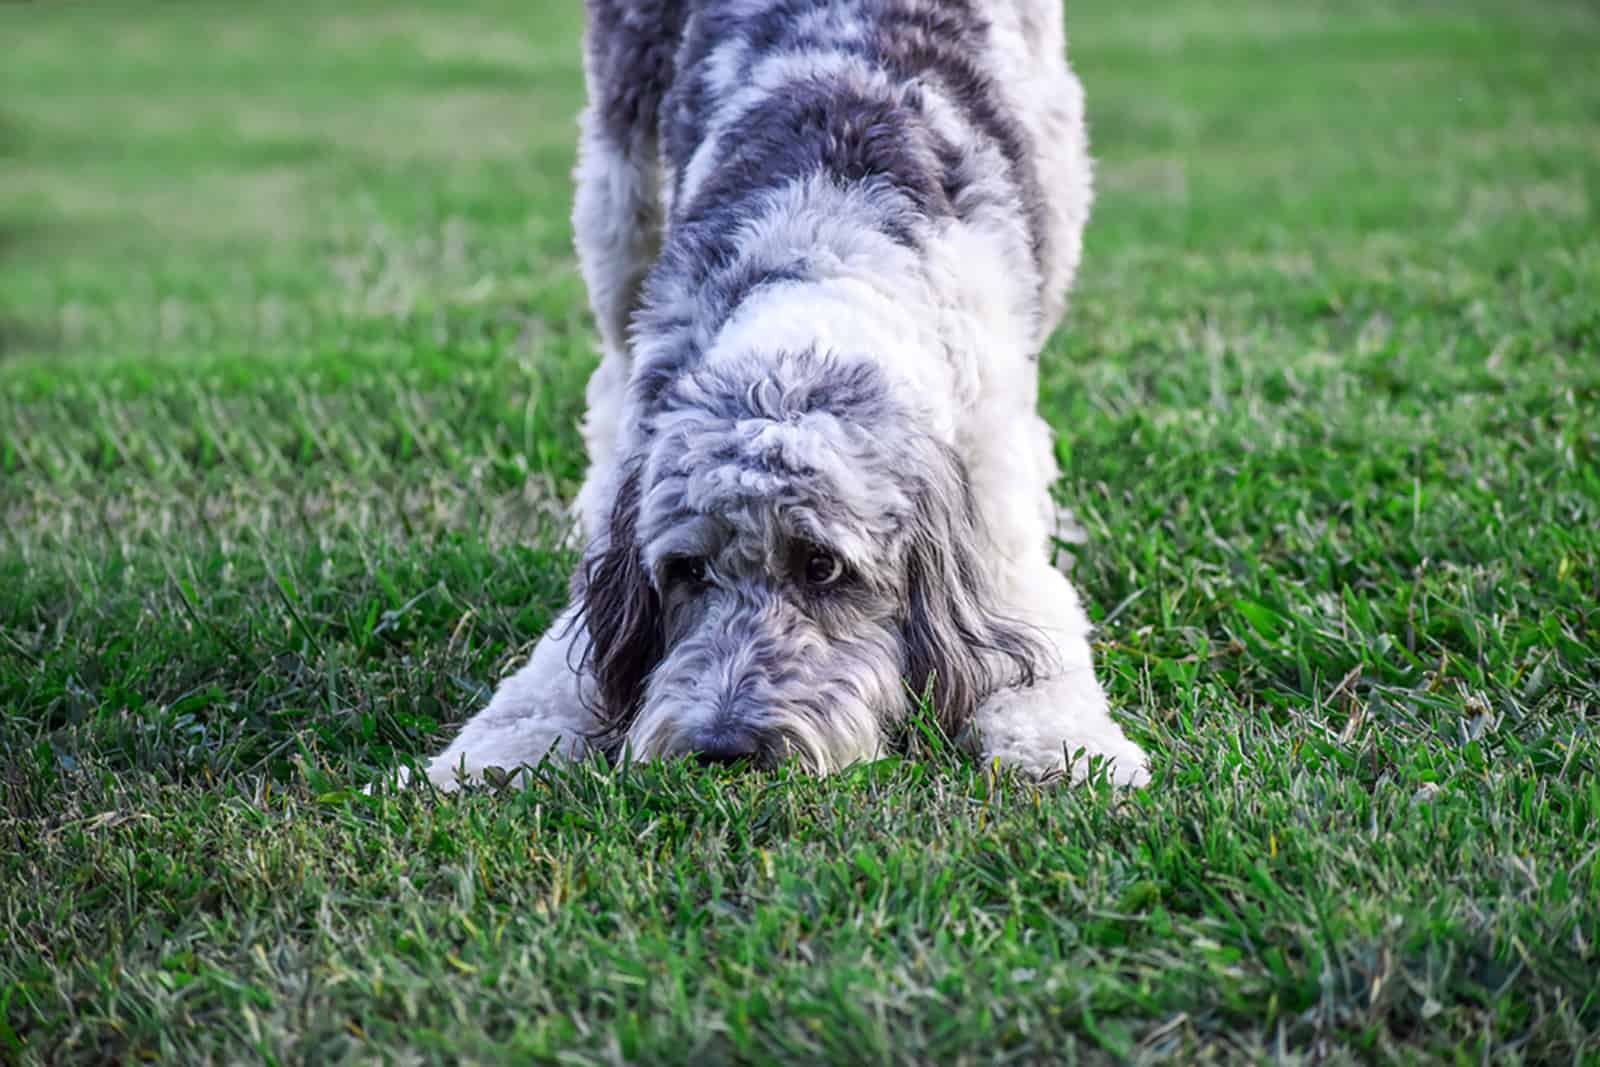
[575,349,1043,772]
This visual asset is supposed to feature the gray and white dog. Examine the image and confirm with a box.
[422,0,1150,788]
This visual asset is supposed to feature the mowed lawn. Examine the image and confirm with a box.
[3,0,1598,1061]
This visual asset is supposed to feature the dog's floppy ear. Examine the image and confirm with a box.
[573,461,662,741]
[901,443,1046,737]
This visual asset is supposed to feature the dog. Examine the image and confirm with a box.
[419,0,1150,789]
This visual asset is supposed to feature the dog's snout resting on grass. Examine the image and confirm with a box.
[423,0,1150,788]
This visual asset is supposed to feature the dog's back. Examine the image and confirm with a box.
[580,0,1091,352]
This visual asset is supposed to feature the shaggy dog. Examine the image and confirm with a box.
[421,0,1150,788]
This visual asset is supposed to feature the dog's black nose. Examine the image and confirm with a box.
[692,730,762,767]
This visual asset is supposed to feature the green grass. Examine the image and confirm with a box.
[3,0,1598,1061]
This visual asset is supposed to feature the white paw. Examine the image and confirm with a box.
[365,757,542,795]
[1066,736,1151,788]
[974,681,1151,788]
[362,763,417,796]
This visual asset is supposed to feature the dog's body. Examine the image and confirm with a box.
[423,0,1150,787]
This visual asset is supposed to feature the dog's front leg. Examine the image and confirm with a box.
[419,605,599,791]
[973,562,1151,787]
[570,109,662,547]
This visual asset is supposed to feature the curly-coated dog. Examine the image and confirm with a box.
[421,0,1150,788]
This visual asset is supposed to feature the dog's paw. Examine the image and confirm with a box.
[987,737,1150,788]
[362,764,416,796]
[1066,737,1151,789]
[974,683,1151,788]
[362,761,489,796]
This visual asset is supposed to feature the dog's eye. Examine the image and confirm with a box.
[801,545,845,589]
[664,556,708,589]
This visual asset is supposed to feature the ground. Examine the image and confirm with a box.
[2,0,1598,1062]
